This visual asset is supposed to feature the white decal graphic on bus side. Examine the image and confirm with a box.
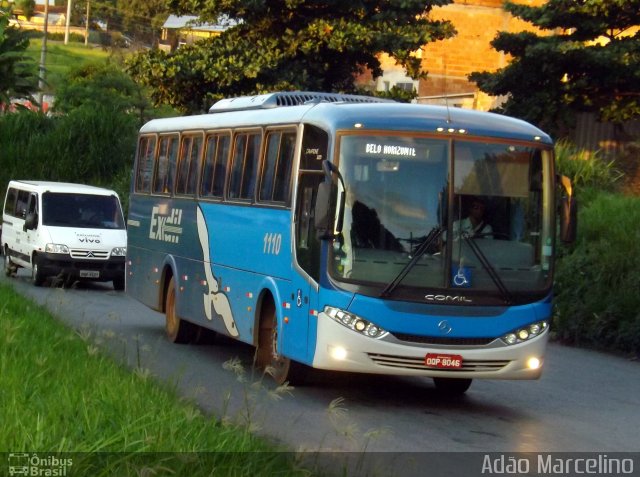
[149,206,183,243]
[196,206,239,337]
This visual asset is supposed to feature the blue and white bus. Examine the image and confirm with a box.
[126,92,575,394]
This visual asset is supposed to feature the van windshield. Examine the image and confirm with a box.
[42,193,125,230]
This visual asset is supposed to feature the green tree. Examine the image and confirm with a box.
[54,62,154,125]
[0,4,37,109]
[117,0,170,45]
[470,0,640,136]
[127,0,455,113]
[14,0,36,20]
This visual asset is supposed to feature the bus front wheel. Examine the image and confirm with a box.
[256,297,306,385]
[433,377,472,395]
[165,277,195,344]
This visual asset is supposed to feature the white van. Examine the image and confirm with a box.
[2,181,127,290]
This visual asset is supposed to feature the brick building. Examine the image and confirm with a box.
[417,0,546,109]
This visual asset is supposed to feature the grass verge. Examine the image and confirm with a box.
[0,283,310,476]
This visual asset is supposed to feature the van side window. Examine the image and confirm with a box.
[259,130,296,204]
[135,135,156,194]
[176,135,203,196]
[15,190,30,219]
[201,133,231,198]
[3,188,17,216]
[154,135,179,195]
[229,132,261,200]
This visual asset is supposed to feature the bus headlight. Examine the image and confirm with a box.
[111,247,127,257]
[45,243,69,254]
[324,306,388,339]
[501,321,548,346]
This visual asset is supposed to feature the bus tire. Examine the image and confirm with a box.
[165,277,195,344]
[256,295,306,386]
[31,254,45,286]
[433,377,472,395]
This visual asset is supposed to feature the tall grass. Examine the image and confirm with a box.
[555,139,623,195]
[0,284,309,475]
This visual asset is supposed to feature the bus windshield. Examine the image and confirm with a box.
[329,134,554,303]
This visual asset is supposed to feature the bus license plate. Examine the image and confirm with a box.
[80,270,100,278]
[425,353,463,369]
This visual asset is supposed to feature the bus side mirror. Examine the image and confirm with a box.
[314,180,338,240]
[559,175,577,244]
[24,212,38,231]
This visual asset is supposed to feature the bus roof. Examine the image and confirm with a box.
[139,95,552,145]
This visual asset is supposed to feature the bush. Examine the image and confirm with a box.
[554,191,640,357]
[0,107,136,203]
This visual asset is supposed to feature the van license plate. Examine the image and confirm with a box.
[425,353,463,369]
[80,270,100,278]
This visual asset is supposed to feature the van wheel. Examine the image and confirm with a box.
[255,296,306,385]
[113,274,125,291]
[31,255,45,286]
[433,377,472,395]
[165,277,195,343]
[4,251,16,277]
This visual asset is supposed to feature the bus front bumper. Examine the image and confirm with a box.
[312,311,549,380]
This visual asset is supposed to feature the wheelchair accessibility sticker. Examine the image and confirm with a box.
[452,266,472,288]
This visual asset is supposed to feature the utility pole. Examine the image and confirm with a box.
[84,1,90,46]
[64,0,73,44]
[37,0,49,110]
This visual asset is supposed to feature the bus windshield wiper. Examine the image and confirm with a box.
[462,234,513,305]
[380,226,442,298]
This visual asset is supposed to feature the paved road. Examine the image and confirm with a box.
[3,270,640,455]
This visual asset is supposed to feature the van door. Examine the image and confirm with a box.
[24,193,39,264]
[12,189,31,265]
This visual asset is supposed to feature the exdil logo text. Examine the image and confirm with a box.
[149,206,183,243]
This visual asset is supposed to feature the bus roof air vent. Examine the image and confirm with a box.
[208,91,394,113]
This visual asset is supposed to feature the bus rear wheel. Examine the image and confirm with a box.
[256,297,306,385]
[165,277,195,344]
[433,377,472,395]
[4,250,16,277]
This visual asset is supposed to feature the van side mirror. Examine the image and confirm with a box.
[24,212,38,231]
[559,175,577,244]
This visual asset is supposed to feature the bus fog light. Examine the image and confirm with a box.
[501,321,548,346]
[330,346,348,361]
[527,357,541,370]
[324,306,389,339]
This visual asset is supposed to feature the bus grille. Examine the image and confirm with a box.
[367,353,510,372]
[70,249,110,260]
[392,333,495,346]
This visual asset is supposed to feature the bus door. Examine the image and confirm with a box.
[287,172,323,363]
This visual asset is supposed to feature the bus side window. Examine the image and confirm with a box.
[154,135,179,195]
[229,132,261,200]
[135,135,156,194]
[300,124,328,170]
[176,135,203,196]
[201,133,231,198]
[259,130,295,204]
